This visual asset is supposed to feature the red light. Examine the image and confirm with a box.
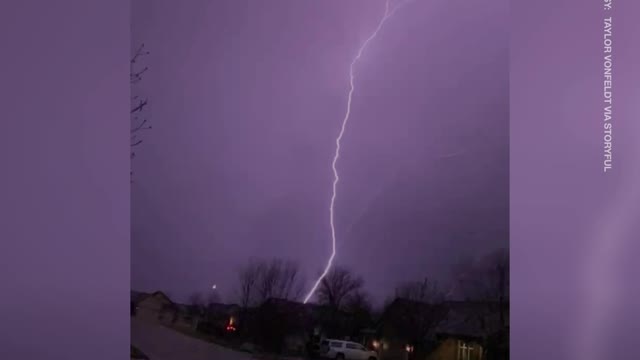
[225,317,237,331]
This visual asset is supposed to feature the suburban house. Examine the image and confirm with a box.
[375,299,508,360]
[131,290,202,329]
[375,298,448,360]
[429,301,508,360]
[131,291,179,324]
[426,301,507,360]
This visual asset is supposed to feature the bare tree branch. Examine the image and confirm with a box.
[344,290,372,315]
[451,248,509,303]
[256,259,305,304]
[395,277,444,303]
[131,118,149,133]
[130,66,149,84]
[237,258,305,308]
[449,248,510,359]
[131,43,150,64]
[384,278,448,348]
[317,266,364,311]
[130,99,148,114]
[130,43,151,176]
[238,259,261,309]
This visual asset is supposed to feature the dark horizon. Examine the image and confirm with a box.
[132,247,509,310]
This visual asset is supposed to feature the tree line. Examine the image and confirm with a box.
[186,248,508,357]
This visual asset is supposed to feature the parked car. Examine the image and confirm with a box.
[320,339,377,360]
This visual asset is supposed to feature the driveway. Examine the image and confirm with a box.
[131,318,252,360]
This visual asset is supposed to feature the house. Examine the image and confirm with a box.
[131,291,148,316]
[131,291,149,317]
[131,291,179,325]
[375,298,448,360]
[375,299,508,360]
[427,301,508,360]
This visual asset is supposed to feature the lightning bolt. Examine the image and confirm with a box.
[303,0,410,304]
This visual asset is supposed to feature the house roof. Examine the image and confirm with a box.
[377,298,446,325]
[376,298,507,341]
[175,304,190,313]
[434,301,507,339]
[131,290,175,307]
[131,290,150,303]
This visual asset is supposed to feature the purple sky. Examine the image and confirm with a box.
[131,0,508,304]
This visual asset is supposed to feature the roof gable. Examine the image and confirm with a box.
[434,301,507,339]
[134,291,175,308]
[149,291,173,304]
[131,290,150,303]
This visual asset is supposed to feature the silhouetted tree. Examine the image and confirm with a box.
[317,266,364,311]
[130,43,151,177]
[188,292,205,317]
[344,290,374,336]
[395,277,445,303]
[256,259,305,304]
[235,258,306,343]
[384,278,447,357]
[315,267,365,338]
[450,249,509,360]
[236,258,305,307]
[452,248,509,305]
[344,290,372,314]
[238,260,261,309]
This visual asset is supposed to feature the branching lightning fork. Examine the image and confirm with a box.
[303,0,409,304]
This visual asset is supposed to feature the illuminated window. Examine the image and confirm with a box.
[457,340,474,360]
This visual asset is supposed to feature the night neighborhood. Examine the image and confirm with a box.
[131,250,508,360]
